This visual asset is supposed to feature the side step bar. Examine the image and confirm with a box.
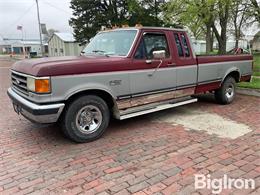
[119,98,197,120]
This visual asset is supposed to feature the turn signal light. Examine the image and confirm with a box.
[35,79,50,93]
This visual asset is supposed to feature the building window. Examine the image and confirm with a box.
[55,48,57,53]
[60,48,64,53]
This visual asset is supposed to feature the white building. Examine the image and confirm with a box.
[48,33,84,57]
[252,31,260,51]
[226,40,249,51]
[0,39,43,56]
[192,40,206,54]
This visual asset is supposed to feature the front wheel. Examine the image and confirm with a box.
[61,95,110,143]
[215,76,236,104]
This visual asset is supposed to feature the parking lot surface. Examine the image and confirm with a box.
[0,58,259,194]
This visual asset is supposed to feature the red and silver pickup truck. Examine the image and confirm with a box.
[8,27,253,142]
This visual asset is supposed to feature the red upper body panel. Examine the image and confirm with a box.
[12,55,134,77]
[197,54,253,64]
[11,27,253,77]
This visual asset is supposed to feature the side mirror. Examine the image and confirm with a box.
[152,50,166,59]
[80,51,85,56]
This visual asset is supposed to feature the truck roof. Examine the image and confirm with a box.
[101,26,186,33]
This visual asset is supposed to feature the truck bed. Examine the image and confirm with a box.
[195,54,253,93]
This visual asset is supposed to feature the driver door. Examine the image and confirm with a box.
[130,31,177,106]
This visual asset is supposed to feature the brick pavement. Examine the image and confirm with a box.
[0,59,259,194]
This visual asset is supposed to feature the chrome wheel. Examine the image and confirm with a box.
[225,84,234,100]
[75,105,102,134]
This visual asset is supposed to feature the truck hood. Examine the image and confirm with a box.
[11,55,131,77]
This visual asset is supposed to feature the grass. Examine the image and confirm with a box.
[254,64,260,70]
[253,72,260,76]
[238,77,260,89]
[253,53,260,70]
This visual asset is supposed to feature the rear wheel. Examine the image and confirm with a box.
[61,95,110,143]
[215,76,236,104]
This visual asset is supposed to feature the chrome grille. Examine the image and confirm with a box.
[11,71,28,95]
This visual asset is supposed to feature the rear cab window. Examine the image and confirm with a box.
[174,33,184,57]
[174,32,191,57]
[172,31,196,66]
[180,34,190,57]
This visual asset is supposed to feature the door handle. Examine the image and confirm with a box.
[167,62,176,67]
[146,60,152,64]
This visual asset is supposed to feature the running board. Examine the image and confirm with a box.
[119,98,197,120]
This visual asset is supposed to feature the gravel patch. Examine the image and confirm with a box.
[153,107,252,139]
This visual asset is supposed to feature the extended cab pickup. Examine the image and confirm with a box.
[7,27,253,142]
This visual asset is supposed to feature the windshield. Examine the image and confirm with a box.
[83,30,137,56]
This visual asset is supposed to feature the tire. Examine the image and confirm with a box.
[61,95,110,143]
[215,76,236,105]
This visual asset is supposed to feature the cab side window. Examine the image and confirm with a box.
[134,33,170,59]
[134,39,146,59]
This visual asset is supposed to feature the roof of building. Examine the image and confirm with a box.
[54,32,75,42]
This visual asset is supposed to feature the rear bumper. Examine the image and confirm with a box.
[7,88,65,123]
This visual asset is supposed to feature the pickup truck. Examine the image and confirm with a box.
[7,27,253,142]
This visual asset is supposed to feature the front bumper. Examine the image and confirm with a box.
[7,88,65,123]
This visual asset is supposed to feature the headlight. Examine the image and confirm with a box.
[27,77,51,93]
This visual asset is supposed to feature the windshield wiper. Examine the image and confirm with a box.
[92,50,106,53]
[92,50,110,57]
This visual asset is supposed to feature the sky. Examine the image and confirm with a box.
[0,0,73,40]
[0,0,259,41]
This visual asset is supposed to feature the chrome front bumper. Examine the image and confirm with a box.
[7,88,65,123]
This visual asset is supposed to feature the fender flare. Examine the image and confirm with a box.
[221,67,241,84]
[63,84,122,119]
[64,83,117,101]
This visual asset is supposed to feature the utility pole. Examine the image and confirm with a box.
[36,0,44,56]
[155,0,158,26]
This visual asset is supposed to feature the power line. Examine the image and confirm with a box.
[4,3,35,35]
[40,0,73,34]
[1,0,73,39]
[41,0,72,15]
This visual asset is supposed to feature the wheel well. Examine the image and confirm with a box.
[225,71,240,82]
[66,89,115,110]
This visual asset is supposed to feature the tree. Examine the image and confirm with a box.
[69,0,166,45]
[211,0,232,54]
[196,0,216,53]
[250,0,260,23]
[70,0,129,45]
[231,0,252,48]
[164,0,256,54]
[163,0,216,53]
[128,0,165,26]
